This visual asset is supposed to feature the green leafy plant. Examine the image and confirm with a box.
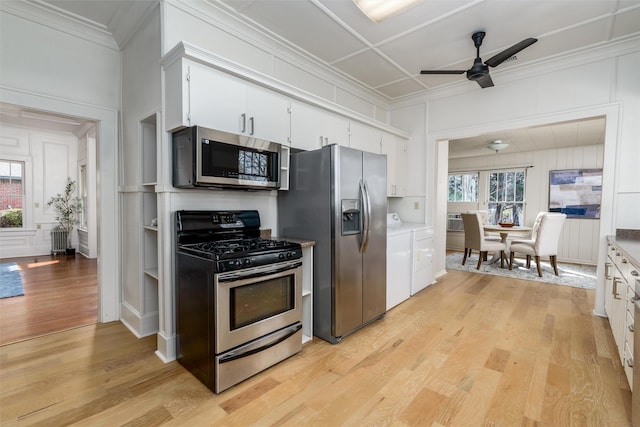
[0,208,23,227]
[47,177,83,249]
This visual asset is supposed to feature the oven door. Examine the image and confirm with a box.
[215,259,302,353]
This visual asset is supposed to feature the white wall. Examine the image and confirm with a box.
[0,3,121,322]
[446,144,604,265]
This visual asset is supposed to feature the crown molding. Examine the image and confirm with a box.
[1,0,119,51]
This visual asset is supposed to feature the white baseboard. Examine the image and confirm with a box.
[155,331,176,363]
[120,301,159,338]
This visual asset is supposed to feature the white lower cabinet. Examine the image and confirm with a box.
[605,237,640,389]
[411,228,435,295]
[301,245,314,344]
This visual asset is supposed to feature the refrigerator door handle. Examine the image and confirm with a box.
[360,179,372,253]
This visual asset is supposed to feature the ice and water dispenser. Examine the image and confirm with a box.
[341,199,361,235]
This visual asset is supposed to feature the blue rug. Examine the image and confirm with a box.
[0,262,24,298]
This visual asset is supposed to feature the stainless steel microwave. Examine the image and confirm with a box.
[172,126,281,190]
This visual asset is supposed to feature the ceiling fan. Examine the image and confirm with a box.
[420,31,537,88]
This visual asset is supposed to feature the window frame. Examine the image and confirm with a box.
[486,168,527,226]
[0,159,25,229]
[447,172,479,202]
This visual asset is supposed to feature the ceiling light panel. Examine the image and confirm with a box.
[353,0,424,22]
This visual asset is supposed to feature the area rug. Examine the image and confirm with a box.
[446,252,596,289]
[0,262,24,298]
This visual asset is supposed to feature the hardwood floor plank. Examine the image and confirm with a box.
[0,269,631,426]
[0,254,97,346]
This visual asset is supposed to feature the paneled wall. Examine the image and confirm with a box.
[0,123,79,257]
[446,144,604,265]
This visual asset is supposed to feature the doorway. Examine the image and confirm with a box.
[0,103,101,343]
[431,104,621,317]
[0,88,121,329]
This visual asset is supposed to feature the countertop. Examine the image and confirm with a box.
[608,232,640,268]
[261,228,315,248]
[274,236,316,249]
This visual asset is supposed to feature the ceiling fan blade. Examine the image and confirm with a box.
[485,38,537,68]
[420,70,466,75]
[476,73,494,88]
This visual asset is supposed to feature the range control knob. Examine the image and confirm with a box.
[244,258,251,266]
[279,253,285,260]
[286,252,293,259]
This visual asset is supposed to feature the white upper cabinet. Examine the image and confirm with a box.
[289,102,323,151]
[245,86,291,145]
[164,59,290,145]
[322,112,350,148]
[349,121,381,154]
[381,131,406,197]
[290,102,349,151]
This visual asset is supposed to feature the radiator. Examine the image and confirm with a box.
[51,229,68,254]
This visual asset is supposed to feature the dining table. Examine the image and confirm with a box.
[483,224,532,265]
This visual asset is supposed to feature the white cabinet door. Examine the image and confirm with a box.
[290,103,350,151]
[169,60,290,143]
[189,61,247,135]
[247,85,290,145]
[290,102,323,151]
[382,132,406,197]
[322,112,349,147]
[349,121,381,153]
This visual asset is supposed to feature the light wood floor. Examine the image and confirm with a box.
[0,254,97,346]
[0,269,631,426]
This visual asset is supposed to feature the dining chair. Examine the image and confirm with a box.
[461,213,508,269]
[508,213,567,276]
[465,210,500,241]
[506,211,545,250]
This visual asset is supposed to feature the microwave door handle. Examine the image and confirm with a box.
[218,323,302,363]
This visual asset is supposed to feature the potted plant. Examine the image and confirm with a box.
[47,177,83,255]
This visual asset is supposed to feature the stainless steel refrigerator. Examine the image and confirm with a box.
[278,144,387,344]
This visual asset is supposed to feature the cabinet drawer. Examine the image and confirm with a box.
[626,309,634,351]
[623,340,634,390]
[627,285,637,316]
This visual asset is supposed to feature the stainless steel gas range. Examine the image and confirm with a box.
[175,210,303,393]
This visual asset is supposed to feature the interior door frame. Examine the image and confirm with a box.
[1,86,121,323]
[430,103,621,318]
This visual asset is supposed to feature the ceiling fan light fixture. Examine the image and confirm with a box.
[487,140,509,152]
[353,0,423,22]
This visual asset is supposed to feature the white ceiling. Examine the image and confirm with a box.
[34,0,640,100]
[447,116,606,159]
[8,0,632,153]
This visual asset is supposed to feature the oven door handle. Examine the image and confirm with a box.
[217,260,302,282]
[218,323,302,364]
